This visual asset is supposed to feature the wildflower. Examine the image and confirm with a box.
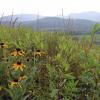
[9,79,19,87]
[0,42,8,48]
[33,50,47,57]
[11,48,25,56]
[12,61,25,71]
[19,75,27,81]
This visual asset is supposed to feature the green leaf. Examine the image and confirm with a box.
[50,89,58,98]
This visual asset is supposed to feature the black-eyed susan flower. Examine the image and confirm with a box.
[33,50,47,57]
[0,42,8,48]
[9,79,22,88]
[19,75,27,81]
[9,79,19,87]
[11,48,25,57]
[12,61,25,71]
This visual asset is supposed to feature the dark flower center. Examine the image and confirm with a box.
[0,43,4,46]
[36,50,41,52]
[13,79,18,82]
[16,48,21,51]
[17,62,21,65]
[20,74,24,77]
[27,59,30,62]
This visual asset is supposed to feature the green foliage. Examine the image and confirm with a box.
[0,25,100,100]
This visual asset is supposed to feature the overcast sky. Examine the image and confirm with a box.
[0,0,100,16]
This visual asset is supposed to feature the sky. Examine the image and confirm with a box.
[0,0,100,16]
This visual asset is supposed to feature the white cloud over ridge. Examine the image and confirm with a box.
[0,0,100,16]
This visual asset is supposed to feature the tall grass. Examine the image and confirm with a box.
[0,25,100,100]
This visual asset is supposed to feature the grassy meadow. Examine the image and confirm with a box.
[0,25,100,100]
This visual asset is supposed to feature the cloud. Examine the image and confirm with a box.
[0,0,100,16]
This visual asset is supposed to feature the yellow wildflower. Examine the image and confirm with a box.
[11,48,25,56]
[0,42,8,48]
[33,50,47,57]
[19,75,27,81]
[12,61,25,71]
[9,79,19,87]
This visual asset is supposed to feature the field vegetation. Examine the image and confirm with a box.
[0,24,100,100]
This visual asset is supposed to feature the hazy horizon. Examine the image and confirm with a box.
[0,0,100,16]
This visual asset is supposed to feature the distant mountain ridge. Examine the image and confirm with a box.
[22,17,96,33]
[68,11,100,22]
[0,14,44,22]
[0,11,100,33]
[1,11,100,22]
